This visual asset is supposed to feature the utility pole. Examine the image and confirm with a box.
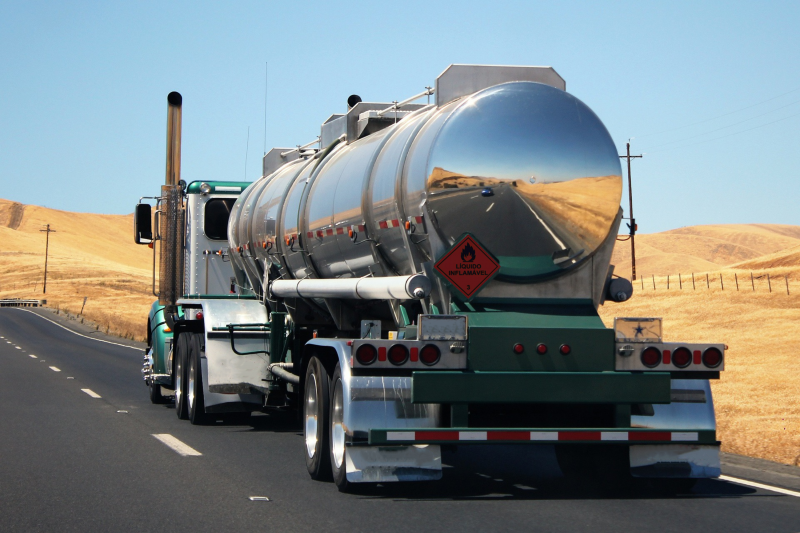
[40,224,56,293]
[620,142,642,280]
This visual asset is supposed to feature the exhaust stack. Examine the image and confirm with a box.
[159,91,185,306]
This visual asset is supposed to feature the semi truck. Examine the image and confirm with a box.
[135,65,725,492]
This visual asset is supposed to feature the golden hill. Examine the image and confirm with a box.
[0,199,153,339]
[2,197,799,467]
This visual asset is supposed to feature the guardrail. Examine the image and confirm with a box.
[0,299,45,307]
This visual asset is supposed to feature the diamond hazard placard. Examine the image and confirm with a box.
[434,234,500,299]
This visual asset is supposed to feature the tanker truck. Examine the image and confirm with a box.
[134,65,725,492]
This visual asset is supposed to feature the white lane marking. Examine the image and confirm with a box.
[152,434,202,457]
[525,202,567,249]
[14,308,140,350]
[81,388,101,398]
[15,346,21,350]
[486,202,495,212]
[29,354,37,358]
[49,366,61,372]
[249,496,270,502]
[470,195,480,199]
[720,475,800,498]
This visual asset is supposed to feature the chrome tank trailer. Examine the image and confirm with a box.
[228,65,624,326]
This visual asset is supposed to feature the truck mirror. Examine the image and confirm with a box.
[134,203,153,244]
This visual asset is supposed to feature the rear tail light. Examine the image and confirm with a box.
[641,346,661,368]
[420,344,440,366]
[514,343,525,354]
[388,344,409,366]
[536,343,547,355]
[559,344,571,355]
[672,347,692,368]
[355,344,377,366]
[195,311,203,320]
[702,347,722,368]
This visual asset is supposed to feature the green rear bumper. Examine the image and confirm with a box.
[411,371,671,404]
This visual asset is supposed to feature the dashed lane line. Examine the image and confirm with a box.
[152,434,202,457]
[29,354,37,358]
[49,366,61,372]
[81,389,102,399]
[720,475,800,498]
[13,308,141,351]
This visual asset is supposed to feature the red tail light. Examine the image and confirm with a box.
[514,343,525,354]
[195,311,203,320]
[702,347,722,368]
[536,343,547,355]
[388,344,409,366]
[641,346,661,368]
[420,344,441,366]
[559,344,571,355]
[355,344,377,365]
[672,347,692,368]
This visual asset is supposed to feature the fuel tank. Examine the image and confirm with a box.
[228,70,622,304]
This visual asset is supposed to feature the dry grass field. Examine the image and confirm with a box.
[1,197,798,466]
[0,199,153,340]
[602,225,800,466]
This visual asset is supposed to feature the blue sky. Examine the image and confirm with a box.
[1,0,798,234]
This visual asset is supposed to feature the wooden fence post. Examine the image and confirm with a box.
[735,273,739,291]
[721,274,724,290]
[652,275,655,290]
[706,273,709,289]
[679,273,682,289]
[751,272,755,291]
[667,275,670,289]
[768,274,771,293]
[786,275,790,295]
[692,273,695,290]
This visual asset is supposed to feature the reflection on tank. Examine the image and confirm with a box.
[427,168,622,275]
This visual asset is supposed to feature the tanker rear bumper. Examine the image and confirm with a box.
[411,371,671,404]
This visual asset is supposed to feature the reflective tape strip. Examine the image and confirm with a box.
[380,430,699,443]
[326,228,333,236]
[378,221,388,229]
[459,431,487,441]
[307,232,313,238]
[336,227,344,235]
[601,431,629,441]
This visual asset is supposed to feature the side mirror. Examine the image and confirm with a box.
[134,203,152,244]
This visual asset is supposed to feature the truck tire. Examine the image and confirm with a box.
[174,334,189,420]
[329,363,350,491]
[304,356,331,480]
[187,332,208,425]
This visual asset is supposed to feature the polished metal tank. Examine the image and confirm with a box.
[229,74,622,305]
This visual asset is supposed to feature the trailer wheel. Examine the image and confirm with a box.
[304,356,331,480]
[174,334,189,420]
[329,363,351,491]
[187,333,208,425]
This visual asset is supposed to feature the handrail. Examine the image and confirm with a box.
[376,87,435,117]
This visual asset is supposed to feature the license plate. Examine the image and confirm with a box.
[418,315,467,341]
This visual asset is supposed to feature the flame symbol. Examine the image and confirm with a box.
[461,243,476,262]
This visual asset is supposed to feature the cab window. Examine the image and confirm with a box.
[204,198,236,240]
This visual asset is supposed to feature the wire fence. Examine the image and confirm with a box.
[638,271,792,295]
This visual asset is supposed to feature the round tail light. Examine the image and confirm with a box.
[672,347,692,368]
[513,344,525,354]
[195,311,203,320]
[559,344,571,355]
[355,344,377,366]
[420,344,441,366]
[388,344,409,366]
[641,346,661,368]
[702,347,722,368]
[536,343,547,355]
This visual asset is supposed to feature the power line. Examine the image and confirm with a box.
[648,110,800,154]
[637,84,800,138]
[643,98,800,151]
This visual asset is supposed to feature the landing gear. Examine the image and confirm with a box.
[329,363,350,491]
[187,332,208,425]
[304,356,331,480]
[174,334,188,420]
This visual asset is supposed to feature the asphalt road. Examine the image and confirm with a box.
[1,307,799,532]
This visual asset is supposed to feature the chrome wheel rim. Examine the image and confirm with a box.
[175,358,182,405]
[305,373,318,458]
[187,356,195,410]
[331,377,345,469]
